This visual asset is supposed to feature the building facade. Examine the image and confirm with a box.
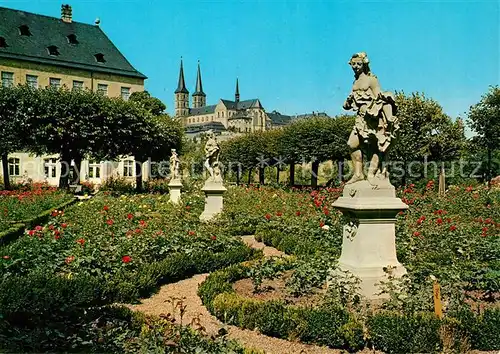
[175,60,271,135]
[0,4,147,186]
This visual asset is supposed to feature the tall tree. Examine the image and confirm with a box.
[467,86,500,185]
[0,86,22,189]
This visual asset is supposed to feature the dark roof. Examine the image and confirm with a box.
[192,62,205,96]
[228,110,251,120]
[221,98,261,110]
[189,104,216,116]
[267,110,292,126]
[175,59,188,94]
[0,6,146,79]
[185,121,226,134]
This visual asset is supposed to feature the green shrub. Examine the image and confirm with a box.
[476,307,500,350]
[254,301,291,338]
[367,311,442,354]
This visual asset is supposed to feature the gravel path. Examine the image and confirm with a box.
[127,236,382,354]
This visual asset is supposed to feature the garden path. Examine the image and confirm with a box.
[127,235,381,354]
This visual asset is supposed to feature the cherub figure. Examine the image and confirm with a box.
[343,52,399,185]
[204,130,222,182]
[169,148,181,180]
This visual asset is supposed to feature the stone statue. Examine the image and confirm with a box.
[169,148,181,180]
[343,52,399,186]
[204,130,222,182]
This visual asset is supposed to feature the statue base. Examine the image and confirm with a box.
[168,179,183,204]
[331,180,408,299]
[199,180,227,221]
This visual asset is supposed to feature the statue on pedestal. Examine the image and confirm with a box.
[343,52,399,186]
[169,149,181,180]
[204,130,222,183]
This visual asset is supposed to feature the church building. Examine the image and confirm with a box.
[174,60,271,134]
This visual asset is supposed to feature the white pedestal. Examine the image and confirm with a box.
[168,179,183,204]
[200,181,227,221]
[332,181,408,299]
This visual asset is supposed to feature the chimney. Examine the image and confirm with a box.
[61,4,72,23]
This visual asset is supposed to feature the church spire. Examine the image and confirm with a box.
[235,78,240,103]
[175,58,188,94]
[192,60,206,108]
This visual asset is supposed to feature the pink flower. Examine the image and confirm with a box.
[106,219,114,225]
[211,235,217,240]
[65,256,75,264]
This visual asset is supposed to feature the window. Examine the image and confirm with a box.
[72,80,84,90]
[67,34,78,45]
[49,78,61,88]
[94,53,106,63]
[26,74,38,88]
[8,158,20,176]
[121,87,130,100]
[1,72,13,87]
[19,25,31,36]
[88,161,101,179]
[0,37,7,48]
[97,83,108,96]
[123,160,134,177]
[44,158,57,178]
[47,45,59,56]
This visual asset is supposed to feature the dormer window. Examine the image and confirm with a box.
[47,45,60,56]
[19,25,31,36]
[67,34,78,45]
[0,37,7,48]
[94,53,106,63]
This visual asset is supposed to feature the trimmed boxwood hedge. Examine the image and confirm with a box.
[199,263,500,353]
[198,263,365,352]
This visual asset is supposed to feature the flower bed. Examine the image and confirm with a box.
[0,191,259,352]
[203,183,500,352]
[0,183,74,233]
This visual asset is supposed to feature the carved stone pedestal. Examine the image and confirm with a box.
[168,179,183,205]
[332,181,408,299]
[200,181,227,221]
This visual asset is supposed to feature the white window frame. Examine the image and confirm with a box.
[97,83,108,96]
[26,74,38,88]
[121,87,130,100]
[8,157,20,176]
[1,72,14,87]
[123,160,134,177]
[88,161,101,179]
[49,77,61,88]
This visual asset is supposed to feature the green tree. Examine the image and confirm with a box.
[467,86,500,185]
[390,92,466,186]
[129,90,166,116]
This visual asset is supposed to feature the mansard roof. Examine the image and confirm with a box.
[0,6,146,79]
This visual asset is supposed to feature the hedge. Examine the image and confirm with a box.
[0,196,77,245]
[198,263,365,352]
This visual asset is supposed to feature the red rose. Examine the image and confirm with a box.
[122,255,132,263]
[413,231,421,237]
[276,211,283,217]
[186,205,191,211]
[265,213,271,220]
[449,225,457,231]
[436,218,443,225]
[35,225,42,231]
[319,221,325,227]
[127,213,133,220]
[28,230,35,236]
[76,238,85,246]
[103,205,109,211]
[211,235,217,240]
[296,211,301,216]
[65,256,74,264]
[106,219,114,225]
[188,230,196,236]
[61,223,68,229]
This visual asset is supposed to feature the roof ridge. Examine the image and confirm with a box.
[0,6,94,27]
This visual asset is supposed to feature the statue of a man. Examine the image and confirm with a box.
[204,130,222,182]
[343,52,399,186]
[169,148,180,180]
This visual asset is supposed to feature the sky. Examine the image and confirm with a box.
[1,0,499,124]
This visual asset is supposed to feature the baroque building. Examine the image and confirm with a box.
[174,60,271,135]
[0,4,147,186]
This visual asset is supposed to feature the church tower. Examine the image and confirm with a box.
[192,61,206,108]
[174,58,189,117]
[235,78,240,103]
